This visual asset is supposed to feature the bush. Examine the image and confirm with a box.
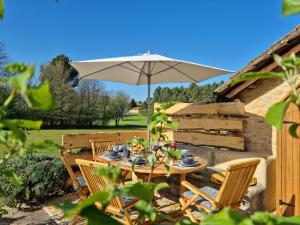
[0,152,67,208]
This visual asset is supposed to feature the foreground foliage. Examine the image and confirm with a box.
[0,152,67,208]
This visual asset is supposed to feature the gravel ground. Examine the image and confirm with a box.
[0,206,56,225]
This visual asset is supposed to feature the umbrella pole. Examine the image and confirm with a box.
[147,74,151,145]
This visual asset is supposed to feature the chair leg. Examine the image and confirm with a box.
[186,208,198,223]
[179,198,198,223]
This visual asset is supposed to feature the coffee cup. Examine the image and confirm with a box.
[182,153,193,158]
[124,149,130,158]
[183,156,194,165]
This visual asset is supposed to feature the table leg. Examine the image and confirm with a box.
[179,174,186,196]
[132,171,138,181]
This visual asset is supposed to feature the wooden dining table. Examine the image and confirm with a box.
[94,154,208,195]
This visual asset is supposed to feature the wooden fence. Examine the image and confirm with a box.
[156,102,245,151]
[62,131,147,149]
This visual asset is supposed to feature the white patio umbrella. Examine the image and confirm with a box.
[70,52,232,142]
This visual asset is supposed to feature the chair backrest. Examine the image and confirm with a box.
[215,159,260,208]
[60,149,93,189]
[90,139,116,158]
[75,159,123,210]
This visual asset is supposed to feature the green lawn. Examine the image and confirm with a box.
[108,114,147,127]
[0,115,146,157]
[25,114,147,156]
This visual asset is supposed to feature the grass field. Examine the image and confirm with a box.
[32,114,146,156]
[4,114,147,157]
[108,114,147,127]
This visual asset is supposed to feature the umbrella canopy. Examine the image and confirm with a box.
[70,53,233,142]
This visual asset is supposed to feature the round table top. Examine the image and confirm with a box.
[95,155,208,175]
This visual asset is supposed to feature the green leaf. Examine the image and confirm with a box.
[154,182,169,194]
[167,150,182,160]
[134,200,157,222]
[77,191,115,212]
[4,171,22,186]
[0,0,4,20]
[55,201,77,218]
[56,191,118,219]
[6,64,34,96]
[276,215,300,224]
[80,205,121,225]
[265,102,289,128]
[164,164,171,177]
[250,212,274,224]
[232,71,285,86]
[282,0,300,15]
[0,120,26,142]
[16,119,42,130]
[201,208,249,225]
[274,54,283,66]
[289,123,300,138]
[166,120,179,130]
[95,166,122,183]
[123,181,155,202]
[176,219,198,225]
[27,80,55,110]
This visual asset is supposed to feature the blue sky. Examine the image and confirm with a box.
[1,0,300,100]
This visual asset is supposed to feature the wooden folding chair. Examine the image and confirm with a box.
[60,149,93,199]
[90,139,116,158]
[75,159,138,225]
[179,159,260,223]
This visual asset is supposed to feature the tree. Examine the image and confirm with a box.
[76,80,106,127]
[152,86,162,102]
[39,55,78,127]
[111,91,130,127]
[151,82,224,103]
[100,91,112,127]
[160,87,172,102]
[41,54,79,87]
[130,98,137,108]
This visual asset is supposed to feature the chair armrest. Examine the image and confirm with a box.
[181,181,215,203]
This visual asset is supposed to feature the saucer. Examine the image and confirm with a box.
[105,153,121,159]
[128,159,146,165]
[180,161,200,167]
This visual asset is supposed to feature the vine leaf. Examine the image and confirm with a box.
[232,71,285,86]
[27,80,55,110]
[289,123,299,138]
[282,0,300,15]
[123,181,155,203]
[154,182,169,194]
[0,0,4,20]
[80,205,121,225]
[265,102,289,128]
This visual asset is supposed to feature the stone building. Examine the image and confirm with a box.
[128,107,142,114]
[212,25,300,212]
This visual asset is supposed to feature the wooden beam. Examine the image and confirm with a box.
[171,102,245,116]
[173,131,244,150]
[173,117,243,131]
[226,43,300,99]
[62,131,147,149]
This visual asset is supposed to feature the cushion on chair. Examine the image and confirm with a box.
[182,186,219,210]
[77,176,86,187]
[121,194,136,207]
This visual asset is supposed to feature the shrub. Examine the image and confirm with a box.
[0,152,67,208]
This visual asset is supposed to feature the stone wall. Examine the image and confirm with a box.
[235,78,291,155]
